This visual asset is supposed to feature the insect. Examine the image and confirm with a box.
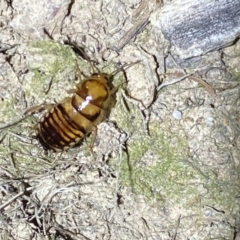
[27,61,138,152]
[37,70,117,152]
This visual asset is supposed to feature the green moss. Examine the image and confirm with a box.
[111,98,240,208]
[0,98,17,121]
[119,124,193,202]
[117,126,240,208]
[110,96,194,203]
[109,94,240,209]
[202,174,240,212]
[27,40,81,68]
[135,24,152,45]
[228,69,240,82]
[24,40,89,99]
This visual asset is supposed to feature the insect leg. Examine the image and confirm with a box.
[90,126,98,149]
[74,59,83,82]
[83,126,97,160]
[108,61,141,78]
[24,103,54,115]
[0,103,54,130]
[120,89,150,135]
[66,89,76,94]
[109,61,141,95]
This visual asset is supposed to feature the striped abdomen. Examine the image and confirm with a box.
[37,74,114,151]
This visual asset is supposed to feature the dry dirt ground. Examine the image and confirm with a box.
[0,0,239,239]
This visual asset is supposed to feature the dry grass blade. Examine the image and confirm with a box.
[158,72,216,96]
[0,191,24,211]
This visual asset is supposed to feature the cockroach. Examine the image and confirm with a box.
[37,70,117,151]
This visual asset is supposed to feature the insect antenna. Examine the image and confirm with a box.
[108,61,141,94]
[108,60,141,78]
[63,40,100,73]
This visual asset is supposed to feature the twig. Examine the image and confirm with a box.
[157,73,192,91]
[0,191,24,210]
[158,73,216,96]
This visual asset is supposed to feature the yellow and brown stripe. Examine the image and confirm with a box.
[37,103,86,151]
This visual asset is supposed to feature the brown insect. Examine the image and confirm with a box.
[37,71,117,152]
